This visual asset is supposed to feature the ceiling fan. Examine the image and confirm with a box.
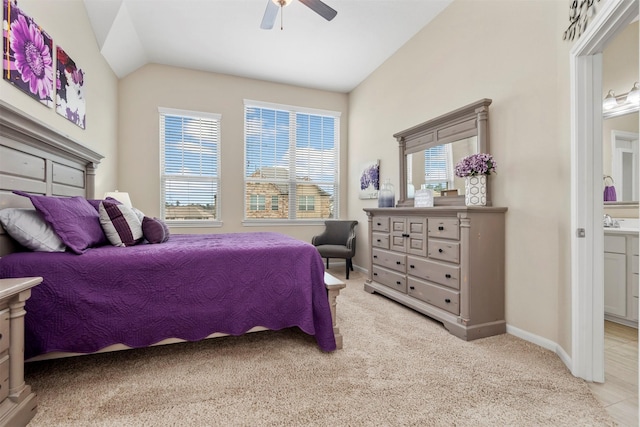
[260,0,337,30]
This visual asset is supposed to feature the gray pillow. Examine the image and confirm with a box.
[0,208,66,252]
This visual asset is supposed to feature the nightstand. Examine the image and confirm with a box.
[0,277,41,427]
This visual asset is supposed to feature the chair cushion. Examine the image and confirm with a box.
[315,244,353,258]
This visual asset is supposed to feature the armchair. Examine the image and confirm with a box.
[312,220,358,279]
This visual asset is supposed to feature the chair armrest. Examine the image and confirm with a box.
[312,230,331,246]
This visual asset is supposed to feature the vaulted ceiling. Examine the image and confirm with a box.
[83,0,453,93]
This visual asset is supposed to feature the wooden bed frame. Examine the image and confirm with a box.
[0,100,345,361]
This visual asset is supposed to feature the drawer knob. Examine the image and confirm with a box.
[445,274,451,279]
[409,286,415,290]
[373,272,378,276]
[396,261,401,265]
[438,248,444,253]
[396,281,401,285]
[377,239,381,242]
[402,233,409,238]
[410,264,415,269]
[438,226,444,231]
[445,298,451,303]
[373,255,378,259]
[377,222,381,226]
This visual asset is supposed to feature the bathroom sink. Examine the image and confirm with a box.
[604,218,639,233]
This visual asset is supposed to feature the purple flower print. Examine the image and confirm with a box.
[360,163,380,190]
[10,14,54,100]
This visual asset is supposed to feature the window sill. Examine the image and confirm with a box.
[166,220,223,228]
[242,219,329,227]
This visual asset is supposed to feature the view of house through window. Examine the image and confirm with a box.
[244,100,340,221]
[159,107,221,224]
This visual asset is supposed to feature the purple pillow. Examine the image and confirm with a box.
[142,217,170,244]
[13,191,107,254]
[87,196,121,212]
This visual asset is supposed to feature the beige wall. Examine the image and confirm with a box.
[117,64,348,242]
[0,0,118,196]
[348,0,574,352]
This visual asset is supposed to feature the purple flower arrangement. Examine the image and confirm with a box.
[454,153,497,177]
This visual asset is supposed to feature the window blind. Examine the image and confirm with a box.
[244,100,340,221]
[159,107,221,223]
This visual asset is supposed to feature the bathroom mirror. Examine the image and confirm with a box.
[394,99,492,207]
[602,19,638,207]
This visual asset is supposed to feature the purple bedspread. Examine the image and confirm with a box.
[0,232,336,358]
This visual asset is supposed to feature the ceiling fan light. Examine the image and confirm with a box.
[272,0,293,6]
[626,82,640,105]
[603,90,618,110]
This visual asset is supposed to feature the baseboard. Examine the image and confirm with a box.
[506,324,572,373]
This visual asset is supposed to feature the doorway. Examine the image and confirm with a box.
[570,0,639,382]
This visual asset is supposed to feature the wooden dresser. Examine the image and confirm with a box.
[363,207,506,340]
[0,277,41,427]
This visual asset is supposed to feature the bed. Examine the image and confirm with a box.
[0,100,345,361]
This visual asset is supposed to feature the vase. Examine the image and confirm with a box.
[464,175,487,206]
[378,179,395,207]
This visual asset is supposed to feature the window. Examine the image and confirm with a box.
[423,144,453,195]
[250,195,266,211]
[159,107,221,226]
[298,195,315,211]
[244,100,340,221]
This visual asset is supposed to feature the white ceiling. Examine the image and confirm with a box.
[83,0,453,93]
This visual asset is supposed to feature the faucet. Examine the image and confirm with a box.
[603,214,619,228]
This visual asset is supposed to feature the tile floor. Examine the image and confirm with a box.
[588,321,638,426]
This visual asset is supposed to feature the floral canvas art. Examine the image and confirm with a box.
[2,0,54,107]
[359,160,379,199]
[56,46,85,128]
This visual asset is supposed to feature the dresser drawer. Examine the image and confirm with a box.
[372,232,390,250]
[407,277,460,315]
[428,218,459,240]
[372,266,407,293]
[428,240,460,264]
[373,248,406,273]
[407,256,460,290]
[372,217,390,232]
[0,309,9,354]
[0,355,8,402]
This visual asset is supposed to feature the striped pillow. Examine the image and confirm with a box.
[99,201,143,247]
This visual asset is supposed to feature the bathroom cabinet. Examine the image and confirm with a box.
[604,231,639,327]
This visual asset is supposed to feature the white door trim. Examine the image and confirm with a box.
[570,0,639,382]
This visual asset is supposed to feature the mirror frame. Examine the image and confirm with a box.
[394,98,492,207]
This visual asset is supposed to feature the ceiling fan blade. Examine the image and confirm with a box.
[260,1,279,30]
[299,0,337,21]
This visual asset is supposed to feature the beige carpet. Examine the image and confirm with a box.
[25,268,614,426]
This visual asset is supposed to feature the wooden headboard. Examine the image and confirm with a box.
[0,100,103,256]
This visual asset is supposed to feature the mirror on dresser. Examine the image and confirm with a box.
[395,99,492,207]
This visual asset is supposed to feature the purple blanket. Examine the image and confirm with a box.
[0,232,336,358]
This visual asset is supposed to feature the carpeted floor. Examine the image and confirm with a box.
[24,267,615,426]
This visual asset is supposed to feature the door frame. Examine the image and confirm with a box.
[570,0,639,382]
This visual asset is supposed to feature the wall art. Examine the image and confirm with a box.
[359,160,380,199]
[2,0,54,107]
[56,46,85,129]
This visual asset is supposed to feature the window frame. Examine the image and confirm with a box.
[159,106,222,228]
[242,99,341,225]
